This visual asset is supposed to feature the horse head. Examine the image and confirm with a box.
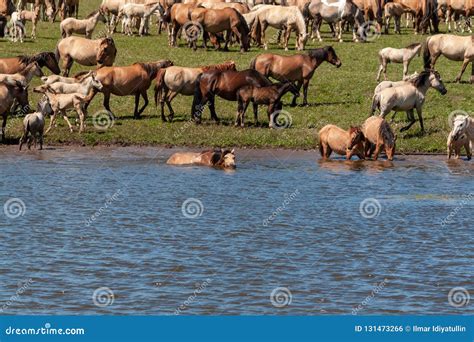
[428,70,447,95]
[97,37,117,67]
[347,126,365,151]
[37,52,60,75]
[325,46,342,68]
[452,115,470,141]
[214,149,236,169]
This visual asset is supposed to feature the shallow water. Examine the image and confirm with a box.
[0,146,473,315]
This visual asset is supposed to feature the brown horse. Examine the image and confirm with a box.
[392,0,439,33]
[87,60,173,119]
[164,3,197,47]
[167,149,236,169]
[187,7,250,52]
[319,124,365,160]
[250,46,342,106]
[0,52,60,75]
[353,0,384,31]
[362,116,396,161]
[56,36,117,76]
[154,60,236,122]
[0,83,29,142]
[191,69,272,123]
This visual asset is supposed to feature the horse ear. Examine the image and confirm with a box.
[231,149,235,154]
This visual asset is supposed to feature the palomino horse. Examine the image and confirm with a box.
[252,5,307,50]
[167,149,236,169]
[318,124,365,160]
[362,116,396,160]
[87,60,173,119]
[0,83,29,142]
[154,61,236,122]
[191,69,272,123]
[308,0,364,43]
[446,0,474,32]
[250,46,342,106]
[0,52,60,75]
[187,7,250,52]
[424,34,474,83]
[376,43,422,81]
[371,69,447,132]
[55,36,117,76]
[448,114,473,159]
[60,10,106,38]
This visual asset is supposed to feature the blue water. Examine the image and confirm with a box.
[0,147,472,315]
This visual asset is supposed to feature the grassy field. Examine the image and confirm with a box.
[1,0,472,152]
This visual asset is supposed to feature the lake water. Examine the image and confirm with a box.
[0,146,472,315]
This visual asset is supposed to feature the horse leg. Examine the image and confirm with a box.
[208,95,219,123]
[165,92,177,122]
[415,106,424,133]
[62,110,74,133]
[62,56,74,77]
[283,26,291,51]
[402,60,409,79]
[376,63,384,81]
[1,112,7,142]
[471,61,474,84]
[454,58,470,83]
[76,106,85,133]
[290,81,302,107]
[302,79,310,106]
[235,99,243,127]
[261,21,269,50]
[400,109,416,132]
[373,141,382,160]
[337,21,343,43]
[102,91,113,115]
[465,141,472,160]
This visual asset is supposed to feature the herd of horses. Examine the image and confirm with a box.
[0,0,473,164]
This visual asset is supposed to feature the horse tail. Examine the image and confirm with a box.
[421,0,432,31]
[318,141,324,156]
[191,74,204,120]
[302,2,311,21]
[249,56,257,70]
[154,68,166,106]
[423,37,431,69]
[371,93,380,115]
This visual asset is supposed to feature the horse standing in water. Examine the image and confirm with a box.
[191,69,272,123]
[318,124,366,160]
[250,46,342,106]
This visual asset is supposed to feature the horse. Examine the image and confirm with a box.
[15,7,40,39]
[352,0,383,32]
[154,60,236,122]
[19,109,47,150]
[191,69,272,123]
[308,0,365,43]
[391,0,439,34]
[0,83,29,142]
[87,60,173,119]
[167,149,236,169]
[446,0,474,32]
[371,69,447,132]
[0,61,43,87]
[250,46,342,106]
[118,2,164,36]
[423,34,474,84]
[235,82,299,127]
[187,7,250,52]
[55,36,117,76]
[252,5,307,50]
[448,114,473,159]
[164,3,197,47]
[0,52,60,75]
[34,72,103,95]
[362,116,396,160]
[384,2,414,34]
[60,10,106,38]
[318,124,365,160]
[376,43,422,81]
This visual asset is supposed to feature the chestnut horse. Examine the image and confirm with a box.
[319,124,365,160]
[250,46,342,106]
[87,60,173,119]
[0,52,60,75]
[154,60,236,122]
[55,36,117,76]
[191,69,272,123]
[392,0,439,33]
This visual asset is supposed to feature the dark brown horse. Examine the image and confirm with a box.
[191,69,272,123]
[86,60,173,119]
[250,46,342,106]
[0,52,60,75]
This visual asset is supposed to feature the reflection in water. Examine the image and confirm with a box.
[0,147,472,315]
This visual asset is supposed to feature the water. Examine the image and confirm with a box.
[0,146,472,315]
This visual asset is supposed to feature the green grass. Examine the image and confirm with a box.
[1,0,472,152]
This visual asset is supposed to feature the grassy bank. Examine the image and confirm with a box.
[1,0,472,152]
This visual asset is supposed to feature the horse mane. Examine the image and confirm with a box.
[380,120,395,147]
[200,61,236,72]
[349,126,362,135]
[136,61,172,80]
[86,10,98,18]
[210,149,232,166]
[405,42,421,50]
[307,47,327,60]
[19,61,38,75]
[17,52,54,66]
[233,9,250,35]
[409,70,431,87]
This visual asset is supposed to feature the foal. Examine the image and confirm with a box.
[235,82,299,127]
[376,43,422,81]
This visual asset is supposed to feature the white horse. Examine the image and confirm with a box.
[253,5,307,50]
[60,10,107,39]
[308,0,364,43]
[371,69,447,132]
[376,43,422,81]
[118,2,163,36]
[448,114,473,159]
[34,72,102,96]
